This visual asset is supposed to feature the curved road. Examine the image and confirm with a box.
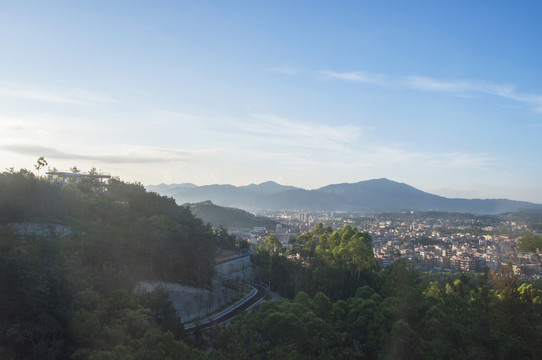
[185,281,267,332]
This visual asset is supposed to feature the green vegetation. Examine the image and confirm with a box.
[235,225,542,359]
[2,167,542,359]
[186,200,278,231]
[519,232,542,264]
[0,168,226,359]
[416,236,441,246]
[252,224,378,299]
[213,263,542,360]
[0,168,217,284]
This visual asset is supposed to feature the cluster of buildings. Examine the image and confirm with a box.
[367,219,523,274]
[244,210,542,278]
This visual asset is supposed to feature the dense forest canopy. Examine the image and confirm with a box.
[0,168,218,284]
[213,262,542,360]
[252,223,379,300]
[0,168,238,359]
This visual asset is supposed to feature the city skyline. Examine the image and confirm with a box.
[1,1,542,203]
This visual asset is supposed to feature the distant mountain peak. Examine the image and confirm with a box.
[258,180,281,185]
[148,179,542,215]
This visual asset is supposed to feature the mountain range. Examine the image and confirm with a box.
[147,178,542,215]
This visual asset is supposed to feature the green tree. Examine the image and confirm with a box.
[518,232,542,264]
[34,156,48,176]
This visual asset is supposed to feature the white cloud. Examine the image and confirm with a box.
[0,88,83,104]
[404,76,542,112]
[320,70,387,85]
[336,144,493,172]
[134,110,492,177]
[322,70,542,113]
[0,143,213,164]
[431,151,494,169]
[244,113,362,152]
[0,83,120,105]
[404,76,510,99]
[0,121,25,132]
[144,110,364,153]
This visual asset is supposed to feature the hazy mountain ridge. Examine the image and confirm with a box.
[147,179,542,215]
[147,181,301,208]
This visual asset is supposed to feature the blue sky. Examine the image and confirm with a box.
[1,1,542,202]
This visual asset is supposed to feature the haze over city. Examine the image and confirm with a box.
[1,1,542,202]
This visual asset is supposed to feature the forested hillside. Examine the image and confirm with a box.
[213,262,542,359]
[0,169,225,359]
[0,169,218,284]
[186,201,278,230]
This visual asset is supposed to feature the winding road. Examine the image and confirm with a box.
[185,281,267,332]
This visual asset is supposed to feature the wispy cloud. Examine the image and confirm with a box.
[0,84,120,105]
[0,88,83,104]
[320,70,387,85]
[243,113,362,151]
[424,151,494,169]
[0,122,25,131]
[124,109,493,179]
[404,76,542,112]
[404,76,512,98]
[322,70,542,112]
[0,143,207,164]
[146,109,365,153]
[341,145,493,171]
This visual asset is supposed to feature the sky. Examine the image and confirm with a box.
[1,1,542,203]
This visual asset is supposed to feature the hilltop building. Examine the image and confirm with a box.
[46,170,111,184]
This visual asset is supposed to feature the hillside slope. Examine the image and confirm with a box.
[186,201,278,229]
[0,169,217,359]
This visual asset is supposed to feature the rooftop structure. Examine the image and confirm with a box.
[46,170,111,184]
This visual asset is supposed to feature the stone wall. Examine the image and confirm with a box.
[215,254,253,281]
[2,222,73,240]
[136,280,241,323]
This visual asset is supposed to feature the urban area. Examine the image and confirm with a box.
[231,210,542,278]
